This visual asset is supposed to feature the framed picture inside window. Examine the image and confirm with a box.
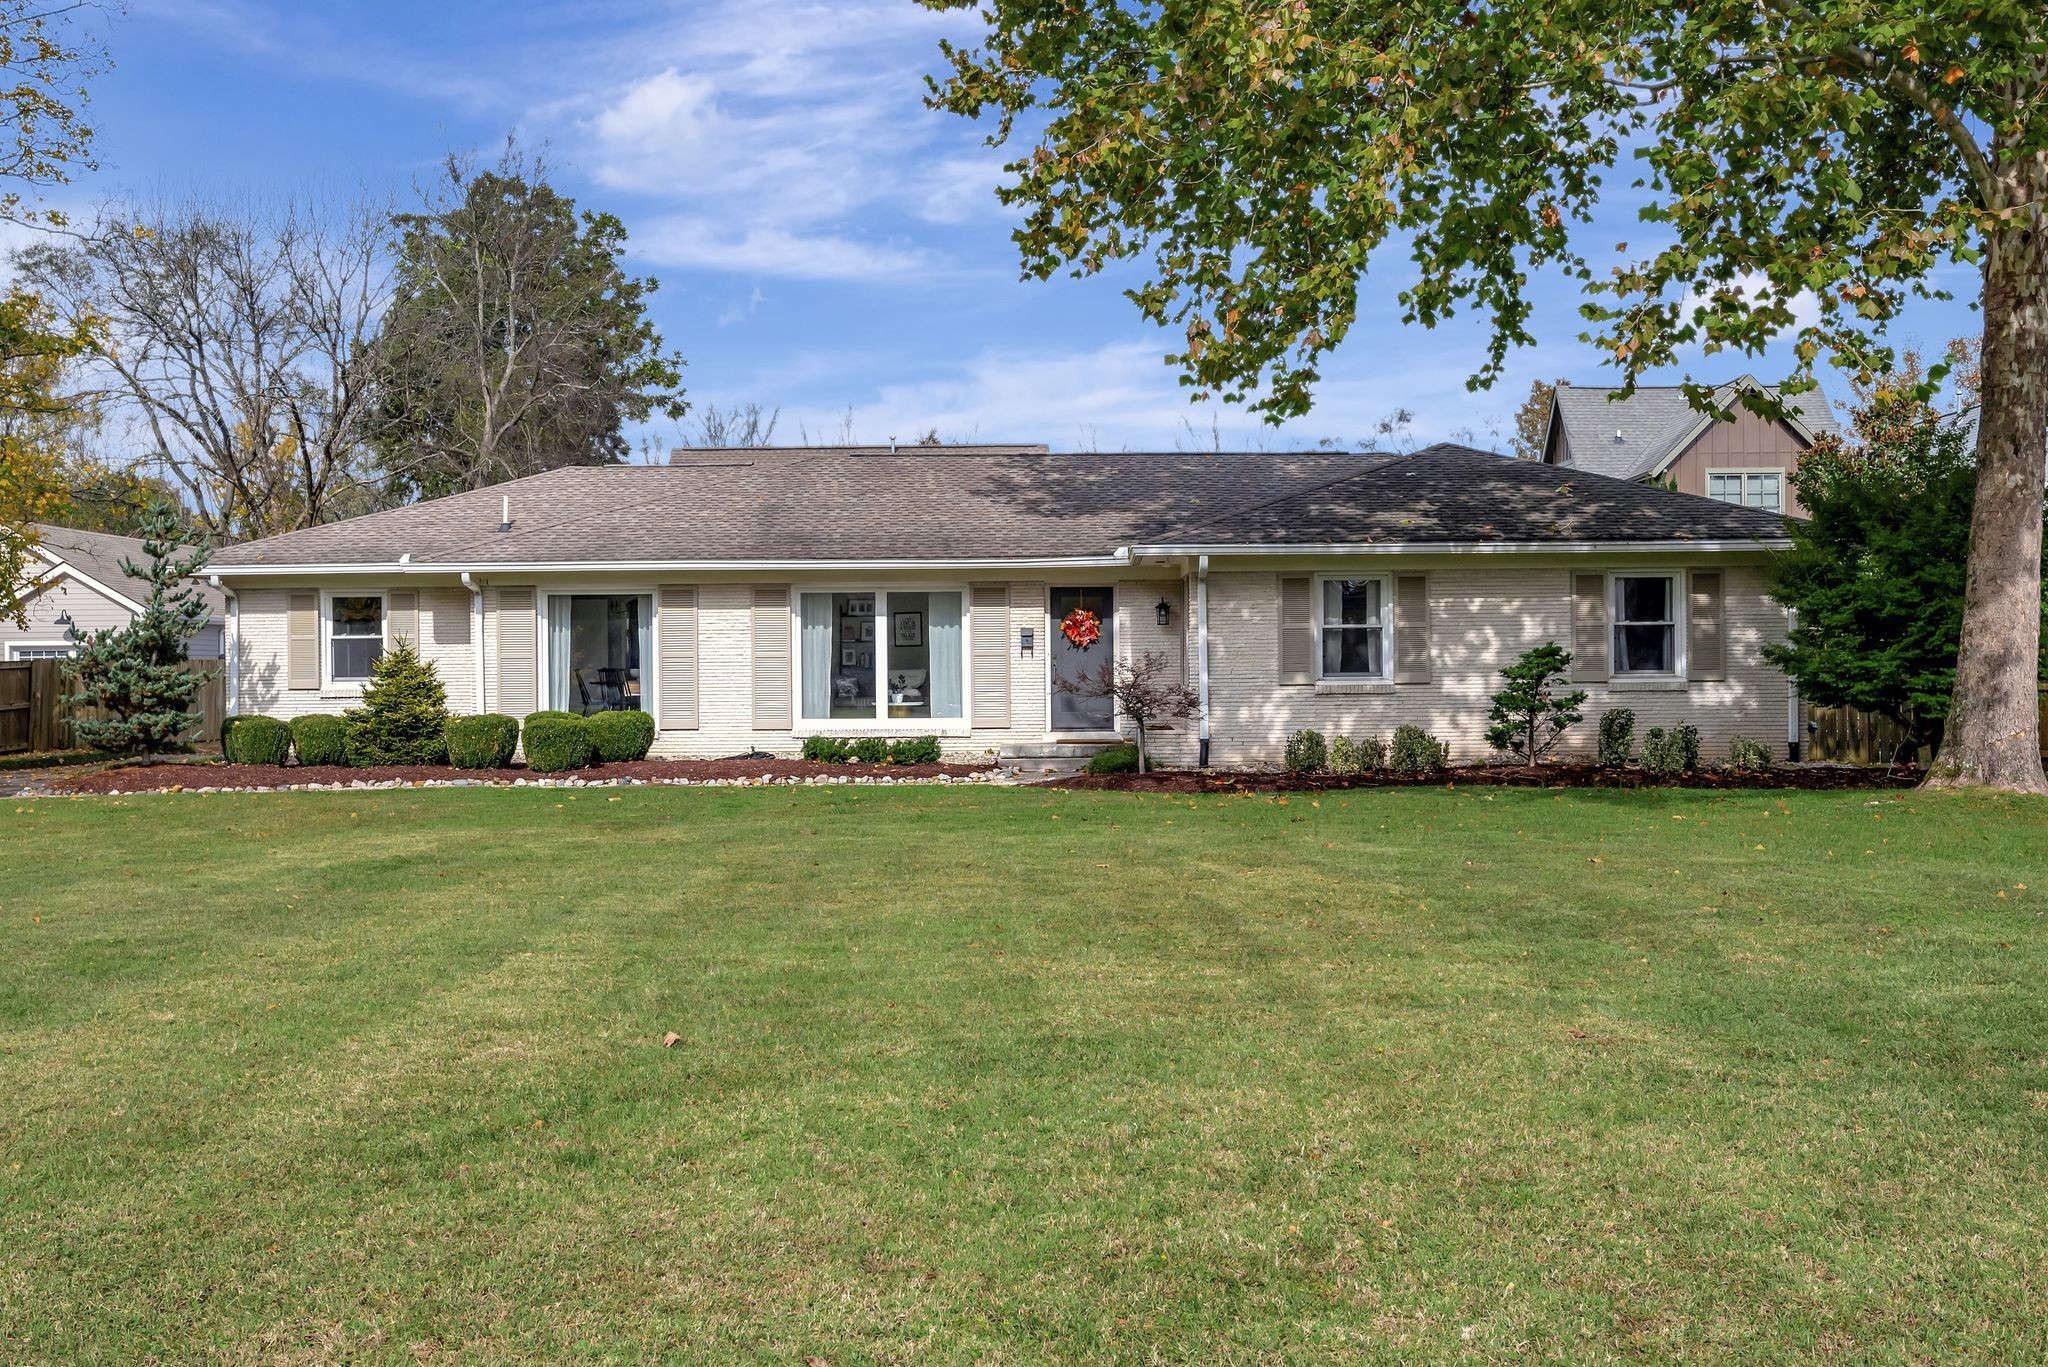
[892,611,924,647]
[857,649,872,668]
[859,620,874,642]
[840,647,855,667]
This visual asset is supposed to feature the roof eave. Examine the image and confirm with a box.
[1126,537,1791,556]
[207,552,1138,576]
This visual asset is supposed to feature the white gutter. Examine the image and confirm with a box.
[207,553,1136,577]
[1126,538,1791,557]
[1196,554,1212,769]
[460,572,486,714]
[209,575,237,715]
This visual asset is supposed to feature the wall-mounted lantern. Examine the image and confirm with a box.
[1155,598,1172,628]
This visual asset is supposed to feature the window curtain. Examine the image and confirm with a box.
[799,593,833,720]
[929,591,963,719]
[547,596,572,711]
[632,596,653,711]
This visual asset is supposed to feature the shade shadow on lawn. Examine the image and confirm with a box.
[2,785,2044,1362]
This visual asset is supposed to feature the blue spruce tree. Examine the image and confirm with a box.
[66,502,215,755]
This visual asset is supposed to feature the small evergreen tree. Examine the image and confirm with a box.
[65,501,215,755]
[342,638,449,765]
[1485,643,1586,763]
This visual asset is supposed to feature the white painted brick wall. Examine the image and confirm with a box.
[235,586,478,720]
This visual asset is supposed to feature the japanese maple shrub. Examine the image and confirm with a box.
[342,639,449,766]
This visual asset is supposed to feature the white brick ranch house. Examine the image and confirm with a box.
[204,443,1799,768]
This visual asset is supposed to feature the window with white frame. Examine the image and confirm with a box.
[6,644,74,660]
[797,589,965,724]
[1706,470,1784,512]
[1612,575,1678,674]
[1316,577,1389,679]
[328,594,385,682]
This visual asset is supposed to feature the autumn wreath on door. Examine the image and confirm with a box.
[1059,606,1102,649]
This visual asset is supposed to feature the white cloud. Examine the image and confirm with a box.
[1676,270,1824,352]
[637,218,930,282]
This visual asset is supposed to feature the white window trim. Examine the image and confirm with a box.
[537,588,660,718]
[1609,571,1686,679]
[1704,467,1786,511]
[1313,573,1395,682]
[792,584,973,734]
[321,589,386,691]
[5,641,76,660]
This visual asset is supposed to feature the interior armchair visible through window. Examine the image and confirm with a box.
[1318,577,1388,679]
[1612,575,1678,674]
[548,595,651,715]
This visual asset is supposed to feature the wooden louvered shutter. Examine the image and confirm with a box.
[1278,576,1313,685]
[752,586,791,730]
[657,586,699,731]
[287,591,318,690]
[1689,570,1726,682]
[431,592,469,645]
[1393,574,1431,683]
[386,590,418,650]
[1570,574,1610,682]
[495,588,537,717]
[970,583,1011,727]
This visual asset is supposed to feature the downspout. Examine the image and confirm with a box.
[1196,554,1212,769]
[209,575,238,716]
[461,572,486,715]
[1785,607,1801,761]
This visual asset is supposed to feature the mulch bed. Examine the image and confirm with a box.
[1047,762,1925,793]
[47,756,995,795]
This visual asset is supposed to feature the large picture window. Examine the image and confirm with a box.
[329,594,384,682]
[1612,575,1678,674]
[799,589,963,724]
[1317,577,1388,679]
[548,595,652,715]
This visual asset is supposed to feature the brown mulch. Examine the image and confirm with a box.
[1046,762,1925,794]
[47,756,994,795]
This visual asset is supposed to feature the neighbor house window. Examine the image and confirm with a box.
[1706,470,1784,512]
[547,595,653,715]
[1612,575,1678,674]
[6,644,74,660]
[798,589,964,724]
[329,594,384,682]
[1316,577,1389,679]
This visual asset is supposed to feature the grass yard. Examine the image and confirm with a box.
[3,785,2045,1362]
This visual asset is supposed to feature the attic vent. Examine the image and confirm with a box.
[1614,429,1625,442]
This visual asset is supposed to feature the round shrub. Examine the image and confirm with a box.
[1284,728,1328,775]
[801,735,851,763]
[1598,709,1636,768]
[887,735,942,765]
[521,712,593,773]
[848,737,890,764]
[446,714,519,770]
[218,714,245,751]
[1329,735,1384,775]
[1389,724,1450,774]
[1086,742,1141,775]
[1727,734,1775,772]
[1640,727,1687,777]
[288,715,348,767]
[587,708,656,763]
[223,715,291,767]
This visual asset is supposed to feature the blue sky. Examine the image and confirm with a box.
[70,0,1983,454]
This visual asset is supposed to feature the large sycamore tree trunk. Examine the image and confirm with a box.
[1927,165,2048,793]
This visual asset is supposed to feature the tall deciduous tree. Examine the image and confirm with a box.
[926,0,2048,792]
[372,144,687,500]
[0,288,95,625]
[14,196,390,540]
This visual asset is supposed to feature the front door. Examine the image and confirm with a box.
[1049,586,1114,732]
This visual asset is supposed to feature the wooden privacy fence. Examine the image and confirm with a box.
[0,658,225,755]
[1806,692,2048,765]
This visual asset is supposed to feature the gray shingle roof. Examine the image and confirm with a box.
[1550,376,1841,480]
[31,523,227,615]
[211,443,1785,570]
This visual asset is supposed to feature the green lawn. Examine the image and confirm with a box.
[3,785,2045,1362]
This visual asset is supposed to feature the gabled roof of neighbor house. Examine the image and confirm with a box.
[208,442,1788,572]
[28,522,227,616]
[1548,375,1842,482]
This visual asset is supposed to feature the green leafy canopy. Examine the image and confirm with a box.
[924,0,2047,418]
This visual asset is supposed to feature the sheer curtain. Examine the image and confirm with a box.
[799,593,832,720]
[547,596,572,711]
[929,592,963,719]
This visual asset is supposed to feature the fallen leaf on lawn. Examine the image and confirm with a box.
[662,1031,682,1048]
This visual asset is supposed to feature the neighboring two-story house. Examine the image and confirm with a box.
[1533,375,1841,517]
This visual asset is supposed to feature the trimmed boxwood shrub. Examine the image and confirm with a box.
[1640,727,1687,776]
[801,736,851,763]
[224,715,291,766]
[522,711,593,773]
[587,708,656,763]
[1284,728,1328,774]
[848,737,890,764]
[1598,708,1636,768]
[446,714,519,769]
[1329,735,1385,775]
[288,715,348,767]
[887,735,942,765]
[1389,724,1450,774]
[1086,742,1140,775]
[218,714,245,752]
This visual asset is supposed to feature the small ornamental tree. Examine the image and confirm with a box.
[1055,650,1198,774]
[65,501,215,756]
[342,638,449,765]
[1484,643,1587,764]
